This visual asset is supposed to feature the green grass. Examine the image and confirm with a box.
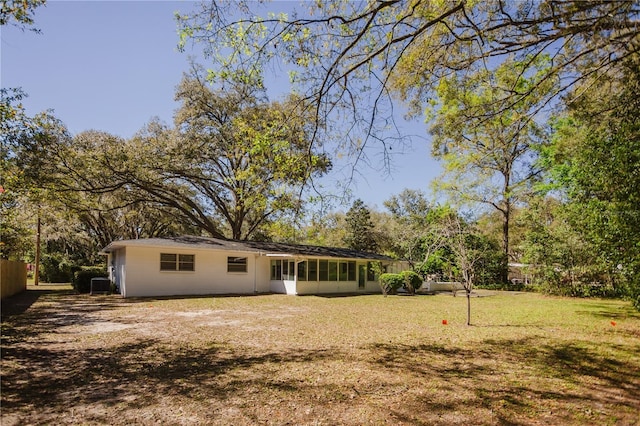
[2,289,639,425]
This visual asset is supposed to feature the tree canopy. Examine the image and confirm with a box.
[423,55,553,272]
[0,0,45,29]
[20,75,331,241]
[537,53,640,306]
[178,0,639,155]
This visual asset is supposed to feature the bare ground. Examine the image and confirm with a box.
[1,285,639,425]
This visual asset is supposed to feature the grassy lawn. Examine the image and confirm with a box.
[1,287,639,425]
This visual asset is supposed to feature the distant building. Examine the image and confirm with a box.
[508,263,532,285]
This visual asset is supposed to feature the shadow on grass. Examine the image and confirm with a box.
[2,289,343,419]
[1,286,73,320]
[301,292,382,298]
[1,337,338,414]
[575,302,640,320]
[1,289,126,349]
[367,336,640,424]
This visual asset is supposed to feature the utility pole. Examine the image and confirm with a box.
[34,211,41,286]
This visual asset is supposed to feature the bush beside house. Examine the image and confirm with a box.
[73,267,108,293]
[401,270,422,294]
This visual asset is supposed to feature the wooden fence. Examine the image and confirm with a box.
[1,259,27,299]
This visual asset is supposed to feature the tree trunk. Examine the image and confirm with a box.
[502,209,510,284]
[34,213,41,286]
[501,191,511,285]
[466,290,471,326]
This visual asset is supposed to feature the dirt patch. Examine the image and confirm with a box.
[82,322,134,333]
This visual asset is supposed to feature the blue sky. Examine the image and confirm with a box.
[1,0,442,209]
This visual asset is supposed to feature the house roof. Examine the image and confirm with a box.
[101,235,395,261]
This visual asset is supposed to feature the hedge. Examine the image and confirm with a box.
[73,267,108,294]
[379,273,404,295]
[401,270,423,294]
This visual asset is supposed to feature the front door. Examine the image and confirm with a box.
[358,264,366,289]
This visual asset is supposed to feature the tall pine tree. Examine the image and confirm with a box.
[343,199,378,252]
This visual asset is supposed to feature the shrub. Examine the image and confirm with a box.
[73,267,108,294]
[40,253,74,283]
[379,273,404,296]
[401,270,423,294]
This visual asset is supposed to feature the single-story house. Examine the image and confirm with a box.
[100,236,406,298]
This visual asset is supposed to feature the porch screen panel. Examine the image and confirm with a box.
[347,261,356,281]
[339,262,348,281]
[298,261,307,281]
[286,261,295,280]
[319,260,329,281]
[328,261,338,281]
[308,259,318,281]
[270,260,282,280]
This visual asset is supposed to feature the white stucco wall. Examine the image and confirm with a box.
[113,248,126,296]
[107,242,402,298]
[119,246,266,298]
[253,255,272,293]
[106,248,126,295]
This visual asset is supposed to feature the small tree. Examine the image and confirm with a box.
[441,213,487,326]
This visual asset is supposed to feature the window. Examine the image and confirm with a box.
[298,261,307,281]
[308,259,318,281]
[227,257,247,273]
[179,254,195,271]
[160,253,195,271]
[160,253,177,271]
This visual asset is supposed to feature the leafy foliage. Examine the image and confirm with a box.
[39,252,76,283]
[400,270,422,295]
[21,75,330,241]
[421,57,553,272]
[532,55,640,306]
[378,273,404,296]
[383,189,434,267]
[1,88,67,261]
[178,1,639,161]
[0,0,45,29]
